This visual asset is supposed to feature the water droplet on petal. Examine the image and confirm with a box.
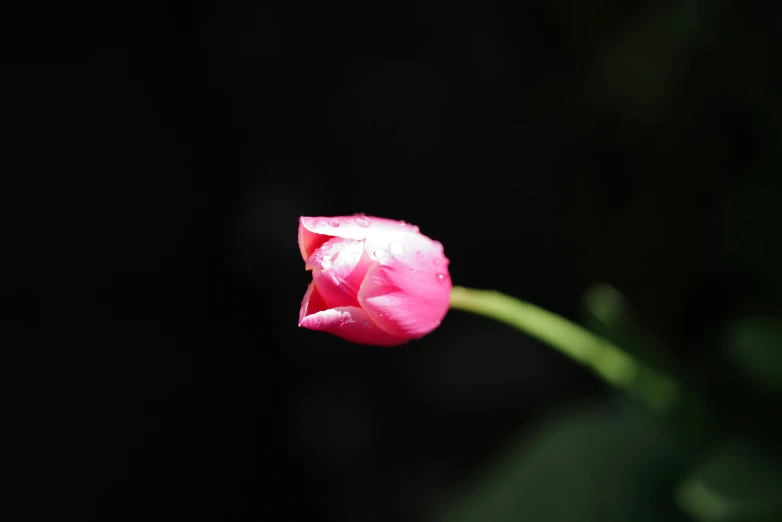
[436,273,446,283]
[328,218,340,227]
[343,218,352,224]
[315,219,326,227]
[320,243,331,251]
[356,217,371,228]
[398,220,406,226]
[363,320,370,327]
[372,248,387,260]
[433,257,442,265]
[415,251,424,260]
[389,240,404,256]
[350,250,360,260]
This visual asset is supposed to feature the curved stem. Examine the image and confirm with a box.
[449,286,681,414]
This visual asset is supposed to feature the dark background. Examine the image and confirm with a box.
[10,1,782,521]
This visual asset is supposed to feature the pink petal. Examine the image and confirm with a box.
[308,237,374,309]
[357,231,451,339]
[299,305,408,347]
[298,215,422,261]
[298,218,331,262]
[299,282,329,324]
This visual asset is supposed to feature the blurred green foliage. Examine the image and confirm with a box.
[439,399,687,522]
[677,441,782,522]
[724,317,782,395]
[436,283,782,522]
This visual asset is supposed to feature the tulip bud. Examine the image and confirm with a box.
[298,215,451,346]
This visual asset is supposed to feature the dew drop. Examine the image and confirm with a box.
[314,219,326,227]
[350,250,360,260]
[320,243,332,251]
[372,248,387,260]
[398,220,406,226]
[415,251,424,260]
[328,218,340,227]
[363,320,370,327]
[389,240,404,256]
[356,217,371,228]
[436,273,446,283]
[433,257,442,266]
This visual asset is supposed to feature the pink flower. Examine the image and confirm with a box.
[298,214,452,346]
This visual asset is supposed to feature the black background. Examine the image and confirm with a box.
[9,2,782,521]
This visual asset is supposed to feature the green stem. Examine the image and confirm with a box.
[449,286,681,414]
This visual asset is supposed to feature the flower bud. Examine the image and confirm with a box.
[298,215,451,346]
